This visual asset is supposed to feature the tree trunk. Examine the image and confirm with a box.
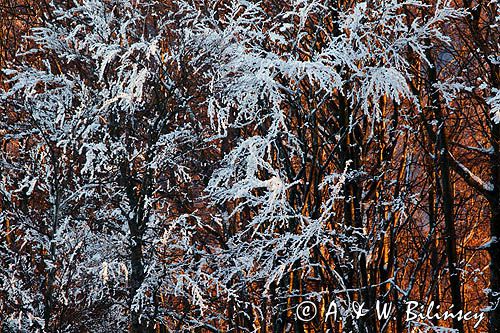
[429,54,464,333]
[130,231,146,333]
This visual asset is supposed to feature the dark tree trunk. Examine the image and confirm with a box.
[129,230,147,333]
[429,54,464,333]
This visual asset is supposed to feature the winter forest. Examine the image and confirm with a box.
[0,0,498,332]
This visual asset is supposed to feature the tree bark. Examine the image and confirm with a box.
[428,53,464,333]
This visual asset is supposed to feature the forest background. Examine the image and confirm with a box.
[0,0,498,332]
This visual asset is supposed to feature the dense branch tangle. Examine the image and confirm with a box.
[0,0,498,332]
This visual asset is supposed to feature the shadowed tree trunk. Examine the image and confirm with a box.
[427,49,464,333]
